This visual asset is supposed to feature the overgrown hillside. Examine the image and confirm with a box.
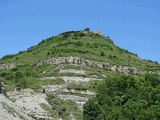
[0,29,160,120]
[0,29,159,70]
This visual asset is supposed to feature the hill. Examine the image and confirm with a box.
[0,29,160,120]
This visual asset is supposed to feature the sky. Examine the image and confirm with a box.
[0,0,160,63]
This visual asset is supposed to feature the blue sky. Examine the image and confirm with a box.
[0,0,160,63]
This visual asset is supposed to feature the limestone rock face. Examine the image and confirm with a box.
[0,64,16,70]
[0,90,53,120]
[0,82,7,96]
[37,56,160,76]
[59,69,86,75]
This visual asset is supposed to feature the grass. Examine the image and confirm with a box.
[3,76,64,92]
[67,83,88,91]
[46,94,83,120]
[0,30,159,71]
[40,103,59,119]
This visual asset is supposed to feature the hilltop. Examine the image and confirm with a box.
[0,29,159,71]
[0,29,160,120]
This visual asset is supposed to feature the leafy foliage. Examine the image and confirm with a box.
[83,74,160,120]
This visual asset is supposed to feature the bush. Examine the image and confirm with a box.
[74,32,79,37]
[1,54,15,60]
[109,54,112,59]
[75,41,84,46]
[38,39,46,46]
[1,72,7,77]
[79,32,85,37]
[84,28,90,32]
[100,51,105,56]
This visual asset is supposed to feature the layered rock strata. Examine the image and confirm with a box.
[37,56,160,75]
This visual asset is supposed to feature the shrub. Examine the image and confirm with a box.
[63,33,70,38]
[109,54,112,59]
[75,41,84,46]
[113,55,116,59]
[74,32,79,37]
[86,43,92,48]
[1,72,7,77]
[1,54,15,60]
[84,28,90,32]
[107,36,110,38]
[47,51,51,55]
[100,51,105,56]
[79,32,85,37]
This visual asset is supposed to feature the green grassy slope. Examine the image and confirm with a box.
[0,30,159,71]
[0,30,159,91]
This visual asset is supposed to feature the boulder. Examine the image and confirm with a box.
[0,64,16,70]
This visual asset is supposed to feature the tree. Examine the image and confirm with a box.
[100,51,105,56]
[83,75,160,120]
[84,28,90,32]
[83,98,103,120]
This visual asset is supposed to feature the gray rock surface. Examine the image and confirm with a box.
[0,94,32,120]
[59,69,86,75]
[0,89,53,120]
[0,64,16,70]
[37,56,160,75]
[58,94,88,110]
[0,82,7,96]
[61,76,102,83]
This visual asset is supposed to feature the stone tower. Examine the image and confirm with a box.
[94,30,103,35]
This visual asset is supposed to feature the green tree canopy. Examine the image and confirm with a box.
[83,74,160,120]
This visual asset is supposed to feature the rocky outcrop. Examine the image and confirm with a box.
[0,82,7,96]
[0,64,16,70]
[40,76,101,83]
[94,30,103,35]
[61,76,102,83]
[37,56,160,75]
[59,69,86,75]
[0,94,33,120]
[6,90,54,120]
[58,94,88,111]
